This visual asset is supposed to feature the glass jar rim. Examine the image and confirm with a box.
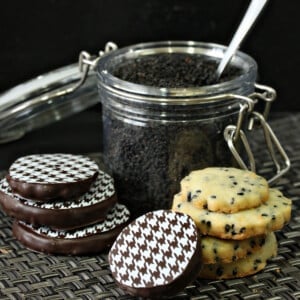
[97,40,257,102]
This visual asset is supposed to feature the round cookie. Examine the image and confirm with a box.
[7,154,99,201]
[180,167,269,213]
[12,204,130,255]
[109,210,202,298]
[0,170,117,230]
[201,235,267,264]
[172,188,291,240]
[199,232,277,279]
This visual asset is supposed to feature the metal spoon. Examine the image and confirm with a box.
[215,0,268,80]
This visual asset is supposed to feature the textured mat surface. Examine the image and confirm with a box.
[0,114,300,300]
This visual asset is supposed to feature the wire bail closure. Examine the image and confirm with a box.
[224,84,290,184]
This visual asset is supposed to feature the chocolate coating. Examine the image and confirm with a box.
[0,189,117,230]
[109,210,203,298]
[12,221,127,255]
[7,173,98,202]
[7,154,100,201]
[12,203,130,255]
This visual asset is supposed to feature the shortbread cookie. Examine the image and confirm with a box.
[12,204,130,255]
[201,235,267,264]
[180,167,269,213]
[109,210,202,298]
[0,170,117,230]
[172,188,291,240]
[7,154,99,201]
[199,232,277,279]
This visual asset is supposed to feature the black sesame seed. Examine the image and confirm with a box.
[259,238,266,247]
[225,224,231,233]
[233,182,238,185]
[203,204,208,209]
[213,248,217,254]
[232,255,237,261]
[177,204,182,208]
[187,192,192,202]
[250,239,256,248]
[232,268,238,276]
[261,213,268,217]
[201,220,206,224]
[196,189,202,193]
[239,227,246,234]
[231,198,235,205]
[206,221,211,228]
[254,259,262,264]
[272,215,276,220]
[211,195,217,199]
[237,192,244,196]
[216,267,223,276]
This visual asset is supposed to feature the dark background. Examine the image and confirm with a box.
[0,0,299,168]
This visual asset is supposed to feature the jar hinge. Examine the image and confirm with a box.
[42,42,118,102]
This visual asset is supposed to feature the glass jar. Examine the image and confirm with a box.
[97,41,257,217]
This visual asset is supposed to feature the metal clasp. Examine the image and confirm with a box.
[43,42,118,101]
[224,84,290,184]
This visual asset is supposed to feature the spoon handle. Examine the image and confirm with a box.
[216,0,268,79]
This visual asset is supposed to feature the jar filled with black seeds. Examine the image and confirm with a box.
[97,41,257,217]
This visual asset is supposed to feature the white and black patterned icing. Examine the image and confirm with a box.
[9,154,99,184]
[109,210,199,288]
[0,171,115,209]
[20,204,130,238]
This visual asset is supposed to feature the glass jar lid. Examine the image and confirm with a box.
[0,63,98,143]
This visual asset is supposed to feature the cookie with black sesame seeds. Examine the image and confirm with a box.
[201,234,267,264]
[179,167,269,213]
[6,154,99,201]
[198,232,277,279]
[172,188,291,240]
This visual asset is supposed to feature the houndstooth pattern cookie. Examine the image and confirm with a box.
[22,203,130,238]
[8,154,99,184]
[0,174,117,230]
[1,170,114,209]
[109,210,202,298]
[7,154,99,201]
[12,204,130,255]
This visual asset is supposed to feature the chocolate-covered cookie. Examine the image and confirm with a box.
[109,210,202,298]
[12,204,130,255]
[0,169,117,230]
[7,154,99,201]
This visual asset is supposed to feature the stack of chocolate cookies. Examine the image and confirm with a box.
[172,167,292,279]
[0,154,130,255]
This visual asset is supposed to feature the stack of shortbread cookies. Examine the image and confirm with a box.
[0,154,130,255]
[172,167,292,279]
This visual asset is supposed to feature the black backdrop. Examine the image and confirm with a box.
[0,0,300,110]
[0,0,299,169]
[1,0,299,111]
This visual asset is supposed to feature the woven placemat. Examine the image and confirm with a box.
[0,114,300,300]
